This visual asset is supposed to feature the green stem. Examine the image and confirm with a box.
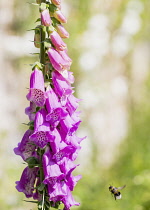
[40,26,46,80]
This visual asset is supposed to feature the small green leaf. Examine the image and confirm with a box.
[49,4,57,13]
[23,200,38,203]
[25,156,39,168]
[37,183,46,191]
[32,61,44,70]
[27,28,36,31]
[35,18,41,23]
[51,17,61,26]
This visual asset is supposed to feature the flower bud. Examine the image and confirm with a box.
[59,50,72,65]
[48,48,71,72]
[41,9,52,26]
[50,30,67,51]
[55,24,69,38]
[34,26,41,48]
[53,10,67,23]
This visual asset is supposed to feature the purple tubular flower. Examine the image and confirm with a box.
[50,31,67,51]
[59,70,74,85]
[41,9,52,26]
[47,181,67,203]
[25,102,36,121]
[65,95,80,115]
[15,167,38,198]
[30,109,55,148]
[48,48,71,72]
[62,184,80,210]
[42,147,65,186]
[26,68,46,107]
[46,88,68,129]
[53,10,67,23]
[66,174,82,191]
[56,24,69,38]
[14,129,35,161]
[58,114,81,140]
[49,128,62,154]
[52,70,73,105]
[59,157,78,175]
[59,50,72,66]
[53,143,76,164]
[14,1,85,208]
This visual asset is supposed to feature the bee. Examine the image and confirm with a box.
[109,185,126,200]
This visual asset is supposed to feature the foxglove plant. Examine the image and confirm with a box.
[14,1,85,210]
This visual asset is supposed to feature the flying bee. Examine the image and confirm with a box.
[109,185,126,200]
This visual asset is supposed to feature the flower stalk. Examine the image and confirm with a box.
[14,1,85,210]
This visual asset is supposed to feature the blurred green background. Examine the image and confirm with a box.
[0,0,150,209]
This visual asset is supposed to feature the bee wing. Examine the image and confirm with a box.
[117,185,126,190]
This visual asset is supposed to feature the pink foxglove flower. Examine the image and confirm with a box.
[46,87,68,129]
[50,30,67,51]
[48,48,71,72]
[25,102,36,121]
[15,167,39,198]
[14,129,35,161]
[14,0,85,209]
[41,9,52,26]
[42,147,65,186]
[52,70,73,105]
[29,109,55,148]
[54,10,67,23]
[59,50,72,66]
[26,68,46,107]
[56,24,69,38]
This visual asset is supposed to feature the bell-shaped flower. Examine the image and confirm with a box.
[48,48,71,72]
[66,174,82,191]
[65,95,80,116]
[46,87,68,130]
[25,102,36,121]
[53,10,67,23]
[42,147,64,186]
[29,109,55,148]
[52,140,76,164]
[59,70,74,85]
[14,129,35,161]
[65,135,82,161]
[59,50,72,66]
[52,70,73,105]
[49,128,62,154]
[58,114,81,141]
[59,157,79,176]
[26,68,46,107]
[50,31,67,51]
[47,181,67,204]
[15,166,39,198]
[56,24,69,38]
[41,9,52,26]
[62,184,80,210]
